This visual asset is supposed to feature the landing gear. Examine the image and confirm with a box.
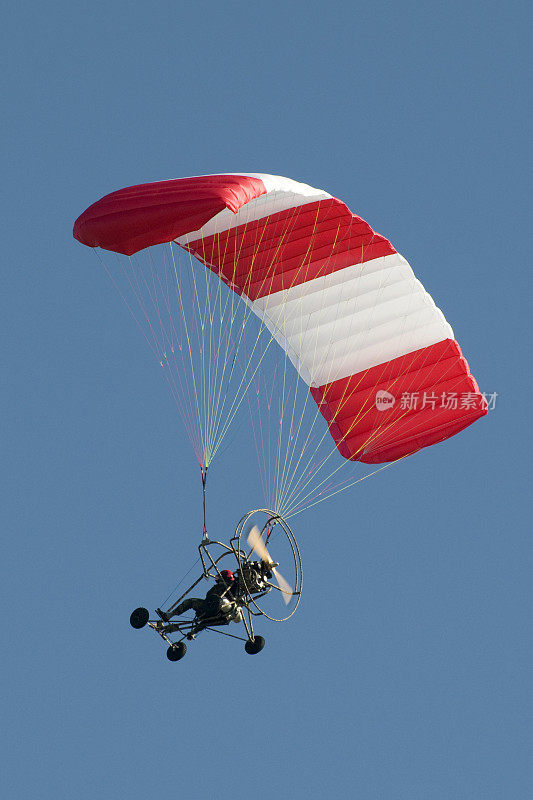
[166,641,187,662]
[130,607,150,629]
[245,635,265,655]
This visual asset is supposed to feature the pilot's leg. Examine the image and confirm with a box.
[167,598,204,618]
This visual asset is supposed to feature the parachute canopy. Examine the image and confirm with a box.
[74,173,487,465]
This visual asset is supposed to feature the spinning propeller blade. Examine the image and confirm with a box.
[271,567,293,606]
[247,526,292,605]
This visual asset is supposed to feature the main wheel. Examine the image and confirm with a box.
[166,642,187,661]
[245,635,265,655]
[130,607,150,629]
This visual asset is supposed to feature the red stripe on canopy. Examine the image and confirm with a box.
[73,175,267,256]
[310,339,487,463]
[185,198,396,300]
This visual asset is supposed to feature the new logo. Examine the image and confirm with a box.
[375,390,396,411]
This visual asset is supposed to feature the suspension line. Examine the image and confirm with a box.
[201,465,208,540]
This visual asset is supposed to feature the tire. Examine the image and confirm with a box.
[130,607,150,629]
[166,642,187,662]
[245,636,265,655]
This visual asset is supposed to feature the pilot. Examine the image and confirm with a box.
[162,570,239,621]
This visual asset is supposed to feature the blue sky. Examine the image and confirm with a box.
[3,2,531,798]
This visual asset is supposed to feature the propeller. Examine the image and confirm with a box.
[247,525,293,605]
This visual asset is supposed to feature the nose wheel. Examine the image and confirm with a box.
[130,607,150,629]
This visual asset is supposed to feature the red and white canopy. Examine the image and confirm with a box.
[74,173,487,463]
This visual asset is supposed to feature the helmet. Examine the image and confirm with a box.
[219,569,235,582]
